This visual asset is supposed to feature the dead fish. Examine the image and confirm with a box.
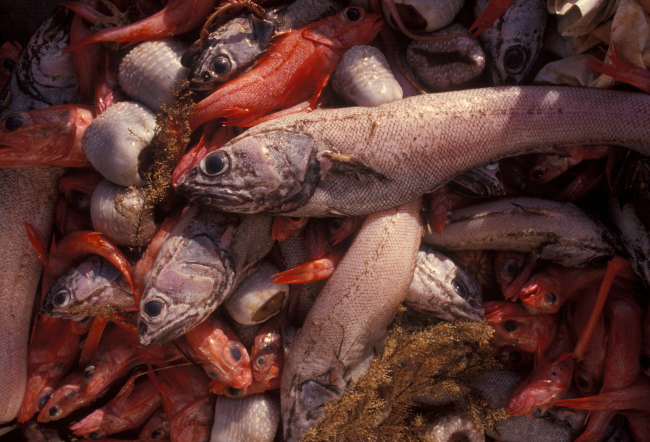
[41,256,135,320]
[281,199,422,441]
[138,205,273,347]
[404,244,484,322]
[422,197,617,268]
[449,162,504,198]
[176,86,650,217]
[0,8,78,122]
[474,0,547,85]
[182,0,345,91]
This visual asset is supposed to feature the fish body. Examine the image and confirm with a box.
[177,86,650,217]
[210,393,280,442]
[0,8,78,122]
[281,199,422,441]
[138,205,273,347]
[474,0,547,85]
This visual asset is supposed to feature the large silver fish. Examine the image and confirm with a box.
[137,205,273,347]
[474,0,547,85]
[177,86,650,217]
[0,8,78,122]
[281,200,422,441]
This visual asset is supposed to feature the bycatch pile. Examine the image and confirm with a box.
[1,0,650,441]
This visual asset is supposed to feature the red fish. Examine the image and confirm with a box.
[70,374,162,439]
[556,377,650,412]
[70,12,103,102]
[184,314,252,390]
[250,314,283,390]
[272,216,309,242]
[55,170,103,236]
[0,40,21,90]
[494,251,537,300]
[17,317,80,422]
[148,364,214,442]
[484,301,558,354]
[468,0,516,37]
[529,145,614,184]
[60,0,219,52]
[584,40,650,94]
[507,321,575,417]
[189,6,383,128]
[140,408,170,442]
[426,186,476,234]
[0,104,93,168]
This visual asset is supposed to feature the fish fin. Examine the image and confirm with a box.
[78,316,108,367]
[24,223,49,265]
[583,42,650,93]
[322,152,391,183]
[468,0,516,38]
[555,396,608,411]
[273,255,339,284]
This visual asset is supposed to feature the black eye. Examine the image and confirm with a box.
[640,355,650,370]
[83,365,95,379]
[446,213,452,222]
[255,356,266,367]
[4,114,24,131]
[201,151,229,176]
[521,182,531,193]
[229,346,242,361]
[329,220,342,232]
[227,386,245,397]
[508,350,523,365]
[144,301,162,318]
[345,7,361,21]
[151,429,162,440]
[577,375,590,390]
[212,55,231,75]
[503,320,519,333]
[2,58,14,71]
[48,405,59,417]
[530,167,545,181]
[532,408,542,418]
[452,278,468,298]
[504,260,518,276]
[206,369,220,381]
[503,45,526,74]
[68,191,89,210]
[52,290,69,307]
[37,390,52,409]
[546,292,557,305]
[89,431,101,440]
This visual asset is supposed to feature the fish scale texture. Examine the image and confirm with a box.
[281,199,422,441]
[211,394,280,442]
[0,167,63,424]
[230,86,650,217]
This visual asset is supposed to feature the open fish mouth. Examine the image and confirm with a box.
[189,191,245,206]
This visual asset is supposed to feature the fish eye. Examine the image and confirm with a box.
[530,167,545,181]
[4,113,25,131]
[520,181,531,193]
[503,320,519,333]
[289,217,305,225]
[151,429,163,440]
[503,260,518,276]
[83,365,96,379]
[255,356,266,368]
[2,58,13,72]
[343,7,361,22]
[52,290,69,307]
[212,55,231,75]
[503,45,526,74]
[229,346,242,362]
[227,386,245,397]
[532,408,542,418]
[200,151,230,176]
[223,343,245,368]
[68,190,89,210]
[452,278,468,298]
[37,389,53,409]
[144,301,162,318]
[507,349,523,365]
[329,219,342,232]
[445,212,452,222]
[89,431,101,440]
[206,369,220,381]
[546,292,557,305]
[48,405,60,417]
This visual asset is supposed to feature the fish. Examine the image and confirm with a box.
[449,162,505,199]
[281,199,422,441]
[0,104,92,168]
[272,216,309,242]
[474,0,547,85]
[529,145,614,185]
[0,41,21,91]
[176,86,650,217]
[423,197,618,268]
[0,166,63,424]
[0,8,79,122]
[250,313,284,390]
[484,301,557,354]
[494,250,535,300]
[41,256,135,320]
[140,408,170,442]
[55,170,103,236]
[138,204,273,347]
[188,6,383,128]
[70,374,162,439]
[210,393,280,442]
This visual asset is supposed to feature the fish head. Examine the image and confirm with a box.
[37,372,86,422]
[168,397,214,442]
[140,409,170,442]
[200,340,252,390]
[283,379,341,442]
[529,153,569,184]
[70,407,126,440]
[519,272,561,315]
[485,301,539,353]
[251,326,283,383]
[17,376,55,423]
[272,216,309,242]
[497,346,534,371]
[320,7,383,50]
[57,170,103,211]
[184,16,275,90]
[495,251,527,291]
[177,130,320,214]
[137,233,236,347]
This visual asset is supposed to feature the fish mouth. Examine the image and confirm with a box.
[190,191,244,207]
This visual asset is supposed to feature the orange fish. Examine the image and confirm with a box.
[189,6,383,129]
[529,145,614,185]
[140,408,170,442]
[0,104,93,168]
[584,40,650,94]
[494,251,537,300]
[70,12,103,102]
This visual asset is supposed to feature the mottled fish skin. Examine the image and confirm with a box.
[450,162,504,198]
[178,86,650,217]
[0,8,79,121]
[210,393,280,442]
[138,205,273,347]
[422,197,617,268]
[405,245,484,322]
[0,167,63,424]
[474,0,547,85]
[41,256,135,320]
[281,200,422,441]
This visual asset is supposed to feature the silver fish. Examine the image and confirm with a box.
[177,86,650,217]
[0,8,79,121]
[281,200,422,441]
[41,256,135,320]
[405,244,484,322]
[138,205,273,347]
[422,197,617,268]
[474,0,547,85]
[449,162,504,198]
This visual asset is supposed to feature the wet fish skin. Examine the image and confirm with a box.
[178,86,650,217]
[0,8,79,121]
[211,393,280,442]
[423,197,617,268]
[41,256,135,320]
[474,0,547,85]
[281,199,422,441]
[138,205,273,347]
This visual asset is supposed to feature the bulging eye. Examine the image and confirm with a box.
[289,217,306,226]
[545,292,557,305]
[150,429,163,440]
[144,301,163,318]
[200,151,229,176]
[329,219,342,233]
[254,355,267,369]
[223,343,246,368]
[452,278,468,298]
[52,290,70,307]
[503,260,519,276]
[3,112,27,131]
[1,58,13,73]
[530,167,545,181]
[83,365,96,380]
[37,387,53,409]
[503,45,526,74]
[445,212,452,222]
[342,7,361,22]
[68,190,90,210]
[503,320,519,333]
[212,55,231,75]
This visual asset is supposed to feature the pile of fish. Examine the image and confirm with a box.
[1,0,649,441]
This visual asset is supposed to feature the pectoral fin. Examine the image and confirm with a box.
[322,153,391,183]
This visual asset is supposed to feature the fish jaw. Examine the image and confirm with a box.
[17,378,55,423]
[177,131,321,214]
[37,376,86,422]
[506,379,568,417]
[70,407,129,439]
